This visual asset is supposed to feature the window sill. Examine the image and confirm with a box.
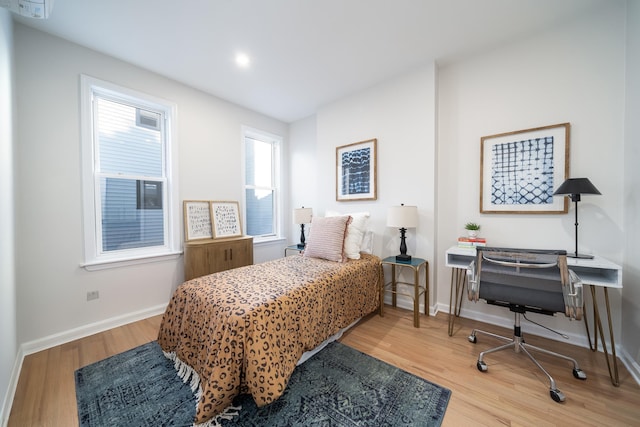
[81,251,182,271]
[252,236,286,246]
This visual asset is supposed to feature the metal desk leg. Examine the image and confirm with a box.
[413,266,420,328]
[583,285,620,386]
[391,264,397,307]
[448,267,467,336]
[583,300,596,351]
[379,264,385,317]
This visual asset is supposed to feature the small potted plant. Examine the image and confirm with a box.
[464,222,480,238]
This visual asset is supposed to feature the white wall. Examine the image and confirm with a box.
[622,1,640,373]
[0,9,17,425]
[290,64,437,312]
[289,115,318,242]
[13,24,288,348]
[437,3,626,344]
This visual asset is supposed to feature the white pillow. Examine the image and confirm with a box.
[360,230,374,255]
[326,211,369,259]
[303,215,351,262]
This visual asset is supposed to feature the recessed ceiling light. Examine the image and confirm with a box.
[235,53,250,68]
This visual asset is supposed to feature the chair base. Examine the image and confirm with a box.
[468,313,587,403]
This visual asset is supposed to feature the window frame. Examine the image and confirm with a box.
[80,75,180,270]
[242,126,283,243]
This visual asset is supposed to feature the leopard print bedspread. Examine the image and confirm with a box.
[157,253,381,425]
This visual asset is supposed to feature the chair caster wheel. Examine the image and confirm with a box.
[477,361,487,372]
[468,334,477,343]
[573,368,587,380]
[550,389,565,403]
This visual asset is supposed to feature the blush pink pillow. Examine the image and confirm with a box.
[303,216,351,262]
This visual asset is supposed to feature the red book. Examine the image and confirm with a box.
[458,237,486,243]
[458,237,487,248]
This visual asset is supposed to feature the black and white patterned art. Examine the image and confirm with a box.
[336,139,377,201]
[490,137,554,205]
[481,124,568,214]
[341,147,371,195]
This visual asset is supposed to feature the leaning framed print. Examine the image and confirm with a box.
[183,200,213,241]
[336,138,377,201]
[211,201,243,238]
[480,123,570,214]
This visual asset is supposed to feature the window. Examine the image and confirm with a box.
[243,127,282,241]
[80,75,180,269]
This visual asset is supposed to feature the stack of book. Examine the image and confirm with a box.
[458,237,487,248]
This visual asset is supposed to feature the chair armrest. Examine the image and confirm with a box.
[467,259,480,302]
[564,269,583,320]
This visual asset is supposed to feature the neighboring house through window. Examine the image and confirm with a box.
[80,75,180,269]
[243,127,282,242]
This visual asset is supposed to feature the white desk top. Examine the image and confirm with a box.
[445,246,622,289]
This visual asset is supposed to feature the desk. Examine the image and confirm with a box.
[445,246,622,386]
[380,256,429,328]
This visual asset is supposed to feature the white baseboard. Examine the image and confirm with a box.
[20,303,167,356]
[619,347,640,386]
[1,349,23,427]
[2,304,167,427]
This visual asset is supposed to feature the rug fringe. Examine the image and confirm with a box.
[163,350,201,392]
[162,351,242,427]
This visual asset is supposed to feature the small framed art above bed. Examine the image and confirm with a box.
[336,139,377,201]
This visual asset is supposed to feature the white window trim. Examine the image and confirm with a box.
[241,126,283,243]
[80,75,181,270]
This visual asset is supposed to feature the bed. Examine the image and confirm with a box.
[157,213,380,426]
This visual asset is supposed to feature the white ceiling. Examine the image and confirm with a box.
[12,0,614,123]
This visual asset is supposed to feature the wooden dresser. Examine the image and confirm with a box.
[184,236,253,280]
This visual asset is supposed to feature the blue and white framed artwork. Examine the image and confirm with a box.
[336,139,377,201]
[480,123,569,214]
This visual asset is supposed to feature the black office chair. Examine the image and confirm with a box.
[466,247,587,403]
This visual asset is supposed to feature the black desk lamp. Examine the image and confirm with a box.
[553,178,601,259]
[387,204,418,262]
[293,207,313,249]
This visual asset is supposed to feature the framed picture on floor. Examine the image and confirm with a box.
[480,123,570,214]
[336,138,377,201]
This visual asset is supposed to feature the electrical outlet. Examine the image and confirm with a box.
[86,291,99,301]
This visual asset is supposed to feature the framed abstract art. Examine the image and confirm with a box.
[336,139,377,201]
[183,200,213,241]
[480,123,570,214]
[211,201,243,238]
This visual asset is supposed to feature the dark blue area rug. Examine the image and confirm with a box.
[75,341,451,426]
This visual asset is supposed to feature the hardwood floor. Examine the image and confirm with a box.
[8,307,640,426]
[8,316,163,427]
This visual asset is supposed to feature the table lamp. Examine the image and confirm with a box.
[553,178,601,259]
[387,204,418,262]
[293,207,313,249]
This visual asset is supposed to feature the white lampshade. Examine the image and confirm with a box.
[387,205,418,228]
[293,207,313,224]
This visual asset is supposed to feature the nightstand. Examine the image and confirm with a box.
[380,256,429,328]
[284,244,304,257]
